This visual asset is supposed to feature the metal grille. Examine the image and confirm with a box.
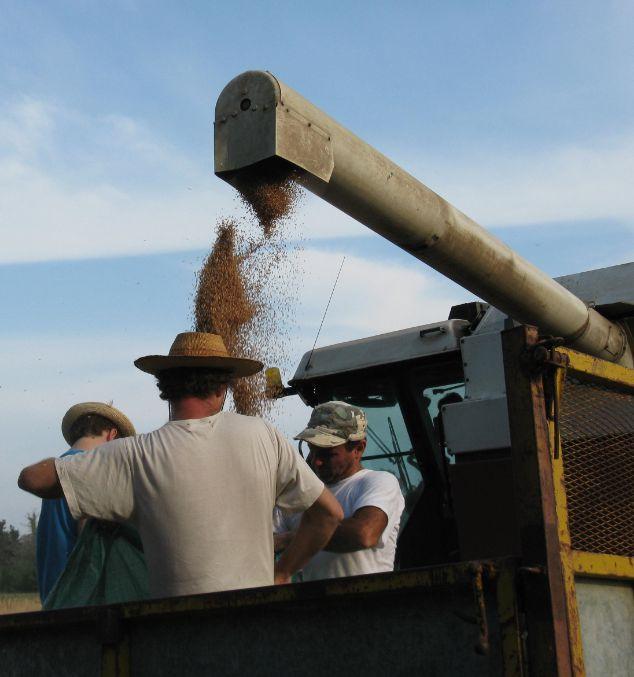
[559,375,634,557]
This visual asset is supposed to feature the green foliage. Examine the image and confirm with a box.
[0,513,38,593]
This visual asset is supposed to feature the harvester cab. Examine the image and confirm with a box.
[290,317,468,567]
[286,263,634,573]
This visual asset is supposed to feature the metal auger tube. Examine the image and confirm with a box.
[214,70,632,367]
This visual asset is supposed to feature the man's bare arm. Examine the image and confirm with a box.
[18,459,63,499]
[273,531,294,553]
[273,506,389,555]
[323,506,388,552]
[274,488,343,584]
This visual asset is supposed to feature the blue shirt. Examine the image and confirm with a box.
[36,448,84,602]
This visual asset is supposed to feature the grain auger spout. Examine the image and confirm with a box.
[214,70,632,367]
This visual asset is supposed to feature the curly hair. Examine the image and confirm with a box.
[156,367,233,402]
[68,414,120,445]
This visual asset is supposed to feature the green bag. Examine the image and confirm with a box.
[43,519,149,610]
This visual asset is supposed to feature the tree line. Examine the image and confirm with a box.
[0,514,38,592]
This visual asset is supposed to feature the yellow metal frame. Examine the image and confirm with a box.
[548,362,585,675]
[496,566,525,677]
[557,348,634,391]
[571,551,634,579]
[556,347,634,583]
[548,348,634,677]
[101,636,130,677]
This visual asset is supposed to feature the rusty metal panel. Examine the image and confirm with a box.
[0,624,100,677]
[559,376,634,558]
[127,579,504,676]
[0,565,515,677]
[502,325,576,676]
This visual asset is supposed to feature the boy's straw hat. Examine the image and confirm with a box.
[134,332,262,378]
[62,402,136,446]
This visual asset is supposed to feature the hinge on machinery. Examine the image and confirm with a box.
[521,336,569,459]
[520,336,568,375]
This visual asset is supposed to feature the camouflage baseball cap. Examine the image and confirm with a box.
[294,401,367,447]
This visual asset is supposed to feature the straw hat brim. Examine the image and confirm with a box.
[134,355,263,377]
[62,402,136,446]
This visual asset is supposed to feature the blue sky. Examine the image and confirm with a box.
[1,1,633,527]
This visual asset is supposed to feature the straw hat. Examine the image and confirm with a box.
[134,332,263,378]
[62,402,136,446]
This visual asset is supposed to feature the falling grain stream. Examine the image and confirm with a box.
[193,168,302,416]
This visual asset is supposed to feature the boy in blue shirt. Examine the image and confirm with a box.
[36,402,135,603]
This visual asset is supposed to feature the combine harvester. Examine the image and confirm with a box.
[2,72,633,676]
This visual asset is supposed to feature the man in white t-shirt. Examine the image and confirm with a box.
[273,401,405,580]
[18,332,342,598]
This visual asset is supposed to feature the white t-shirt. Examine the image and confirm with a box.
[56,412,324,598]
[273,468,404,580]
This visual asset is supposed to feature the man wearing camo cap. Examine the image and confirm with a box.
[273,401,405,580]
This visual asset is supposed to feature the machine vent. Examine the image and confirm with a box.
[559,376,634,557]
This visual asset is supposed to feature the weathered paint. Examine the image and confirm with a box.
[548,346,634,676]
[502,325,575,676]
[550,364,586,676]
[0,565,474,634]
[571,552,634,579]
[0,562,514,677]
[557,349,634,390]
[495,566,525,676]
[101,635,129,677]
[120,563,475,622]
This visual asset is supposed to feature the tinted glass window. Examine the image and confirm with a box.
[421,382,465,464]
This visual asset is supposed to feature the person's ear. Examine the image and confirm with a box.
[106,428,119,442]
[358,439,367,455]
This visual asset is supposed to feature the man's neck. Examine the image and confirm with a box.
[170,397,224,421]
[327,465,363,485]
[70,436,107,452]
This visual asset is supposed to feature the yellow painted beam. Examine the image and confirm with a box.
[557,349,634,390]
[496,567,525,676]
[549,398,586,676]
[572,551,634,580]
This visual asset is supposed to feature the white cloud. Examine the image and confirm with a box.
[0,98,55,156]
[0,97,361,265]
[294,248,465,342]
[0,161,226,262]
[2,96,632,266]
[405,133,634,229]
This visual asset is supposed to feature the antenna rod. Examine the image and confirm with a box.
[305,256,346,371]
